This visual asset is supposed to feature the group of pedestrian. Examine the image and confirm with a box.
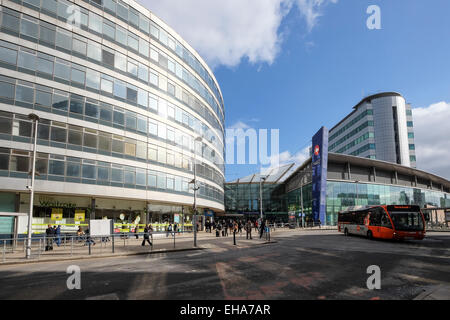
[45,224,62,251]
[207,218,269,240]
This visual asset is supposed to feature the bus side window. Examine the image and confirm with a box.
[369,209,381,226]
[380,209,392,228]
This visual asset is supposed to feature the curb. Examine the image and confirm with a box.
[0,247,203,267]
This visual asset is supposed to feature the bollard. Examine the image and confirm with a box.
[233,231,236,246]
[64,235,66,248]
[112,235,115,254]
[71,237,73,257]
[38,239,41,260]
[174,231,176,249]
[3,241,5,263]
[88,239,91,255]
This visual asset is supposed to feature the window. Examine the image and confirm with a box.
[88,12,102,34]
[113,108,125,126]
[125,112,136,130]
[147,172,156,187]
[136,141,146,159]
[103,21,115,39]
[137,115,147,133]
[150,72,159,86]
[2,11,20,32]
[97,166,109,181]
[55,29,72,51]
[0,46,17,65]
[37,57,53,75]
[82,164,96,179]
[48,159,64,175]
[0,81,15,100]
[83,130,97,148]
[407,121,414,127]
[410,156,416,162]
[68,127,83,146]
[70,96,84,114]
[124,139,136,156]
[113,80,127,99]
[148,147,157,161]
[71,67,85,85]
[127,87,137,103]
[124,169,135,185]
[409,144,415,150]
[138,64,148,82]
[136,169,146,186]
[102,49,115,67]
[99,104,113,122]
[139,38,149,57]
[112,137,124,153]
[20,16,38,38]
[86,70,100,90]
[408,132,415,139]
[66,161,81,177]
[116,25,127,46]
[85,102,99,119]
[50,125,67,143]
[167,82,175,96]
[101,77,113,94]
[116,2,128,21]
[98,133,112,152]
[127,61,138,76]
[139,14,150,34]
[128,34,138,51]
[72,37,87,56]
[148,121,157,136]
[87,42,102,62]
[150,48,159,62]
[111,166,123,183]
[18,51,36,70]
[149,95,158,112]
[15,85,34,103]
[54,61,71,81]
[137,89,148,108]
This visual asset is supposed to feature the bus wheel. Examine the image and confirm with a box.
[367,230,373,240]
[344,228,349,236]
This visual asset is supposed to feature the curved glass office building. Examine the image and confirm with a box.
[0,0,225,232]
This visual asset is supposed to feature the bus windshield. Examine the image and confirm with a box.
[389,211,424,231]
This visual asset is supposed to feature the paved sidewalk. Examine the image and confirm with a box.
[414,285,450,300]
[0,229,277,266]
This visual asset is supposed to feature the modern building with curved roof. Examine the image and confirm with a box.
[0,0,225,234]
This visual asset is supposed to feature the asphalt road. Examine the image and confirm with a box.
[0,230,449,300]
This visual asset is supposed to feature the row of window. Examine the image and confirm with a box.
[329,109,374,142]
[0,111,224,186]
[349,143,376,157]
[0,70,224,164]
[1,1,224,123]
[329,121,374,151]
[0,148,224,202]
[0,21,224,148]
[335,132,375,154]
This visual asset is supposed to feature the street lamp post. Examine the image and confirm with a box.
[26,113,39,259]
[259,175,267,223]
[190,136,203,247]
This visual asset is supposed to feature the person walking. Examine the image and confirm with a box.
[259,219,266,239]
[167,223,173,237]
[134,225,139,239]
[84,228,96,246]
[223,220,228,237]
[55,225,61,247]
[141,224,153,247]
[45,224,54,251]
[246,220,253,240]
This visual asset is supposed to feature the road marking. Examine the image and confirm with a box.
[86,293,119,300]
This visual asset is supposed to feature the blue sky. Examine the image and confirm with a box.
[148,0,450,181]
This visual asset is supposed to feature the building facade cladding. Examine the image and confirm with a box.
[329,93,416,167]
[0,0,226,227]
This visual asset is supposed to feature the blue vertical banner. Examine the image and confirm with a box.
[311,127,329,225]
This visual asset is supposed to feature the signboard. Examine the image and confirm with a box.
[51,208,63,221]
[311,127,329,225]
[74,210,85,222]
[90,219,113,236]
[204,209,214,217]
[174,214,180,224]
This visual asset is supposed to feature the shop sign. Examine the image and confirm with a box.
[51,208,63,221]
[75,210,85,222]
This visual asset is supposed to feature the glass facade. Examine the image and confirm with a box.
[227,180,450,226]
[0,0,225,225]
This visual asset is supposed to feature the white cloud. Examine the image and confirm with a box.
[264,147,310,172]
[143,0,337,68]
[295,0,338,32]
[413,101,450,180]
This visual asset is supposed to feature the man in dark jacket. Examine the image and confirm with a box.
[45,224,54,251]
[141,225,153,247]
[259,219,266,239]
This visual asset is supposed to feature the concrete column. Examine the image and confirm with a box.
[90,198,96,220]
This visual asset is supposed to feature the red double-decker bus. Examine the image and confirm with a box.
[338,205,426,240]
